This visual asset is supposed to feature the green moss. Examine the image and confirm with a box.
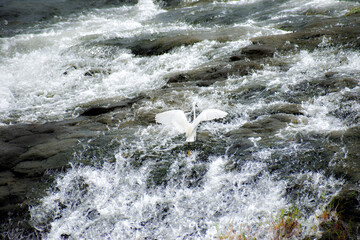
[345,6,360,16]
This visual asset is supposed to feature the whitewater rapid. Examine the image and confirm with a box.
[1,0,359,239]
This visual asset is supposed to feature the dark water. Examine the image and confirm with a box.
[0,0,138,37]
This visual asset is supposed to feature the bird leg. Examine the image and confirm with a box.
[187,149,191,156]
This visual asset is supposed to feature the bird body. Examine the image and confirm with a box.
[155,106,227,142]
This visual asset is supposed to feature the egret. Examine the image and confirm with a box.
[155,103,228,143]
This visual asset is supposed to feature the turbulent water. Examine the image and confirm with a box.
[1,0,360,239]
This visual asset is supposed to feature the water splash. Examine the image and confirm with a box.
[3,0,358,239]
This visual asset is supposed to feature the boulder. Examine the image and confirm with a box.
[230,45,275,61]
[93,26,253,57]
[241,114,293,134]
[166,60,262,86]
[0,96,145,224]
[340,125,360,183]
[251,13,360,52]
[0,142,27,169]
[317,187,360,240]
[18,139,79,161]
[80,95,144,116]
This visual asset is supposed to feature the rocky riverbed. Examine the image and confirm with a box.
[1,9,360,239]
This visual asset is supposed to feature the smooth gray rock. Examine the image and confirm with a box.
[19,139,79,161]
[0,142,27,169]
[166,60,262,86]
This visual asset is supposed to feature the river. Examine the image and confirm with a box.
[1,0,360,239]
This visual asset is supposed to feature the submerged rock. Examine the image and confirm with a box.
[0,96,145,227]
[226,114,296,158]
[342,125,360,183]
[251,12,360,52]
[166,60,262,86]
[0,124,74,220]
[330,188,360,223]
[230,44,276,61]
[315,187,360,240]
[241,114,292,134]
[0,109,127,228]
[80,95,144,116]
[164,13,360,87]
[94,27,247,57]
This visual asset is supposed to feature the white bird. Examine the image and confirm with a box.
[155,103,228,142]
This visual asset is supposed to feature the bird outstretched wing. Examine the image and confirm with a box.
[155,110,190,133]
[193,109,228,128]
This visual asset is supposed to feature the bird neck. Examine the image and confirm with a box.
[193,104,196,122]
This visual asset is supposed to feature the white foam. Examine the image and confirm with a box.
[276,0,359,17]
[30,154,280,239]
[31,146,344,239]
[6,1,357,238]
[0,87,14,112]
[0,26,213,123]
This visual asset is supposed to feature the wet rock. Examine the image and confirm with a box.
[311,76,359,94]
[225,114,294,158]
[12,161,45,177]
[330,188,360,223]
[341,125,360,183]
[80,95,144,116]
[230,45,275,61]
[0,178,28,214]
[0,171,15,186]
[0,94,139,227]
[131,35,201,56]
[97,34,199,56]
[226,130,254,157]
[248,103,304,119]
[9,133,55,147]
[12,153,71,177]
[324,71,338,78]
[84,68,111,77]
[250,34,298,52]
[242,114,292,134]
[86,209,100,220]
[0,116,111,227]
[95,26,249,56]
[19,139,79,161]
[160,0,182,8]
[317,187,360,240]
[0,125,32,142]
[81,106,118,116]
[251,13,360,52]
[166,13,360,88]
[0,125,64,171]
[167,60,262,86]
[270,103,303,115]
[344,124,360,142]
[0,142,27,169]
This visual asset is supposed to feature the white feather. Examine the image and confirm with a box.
[155,107,227,142]
[155,110,190,134]
[193,109,228,127]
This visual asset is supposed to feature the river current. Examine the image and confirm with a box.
[1,0,360,239]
